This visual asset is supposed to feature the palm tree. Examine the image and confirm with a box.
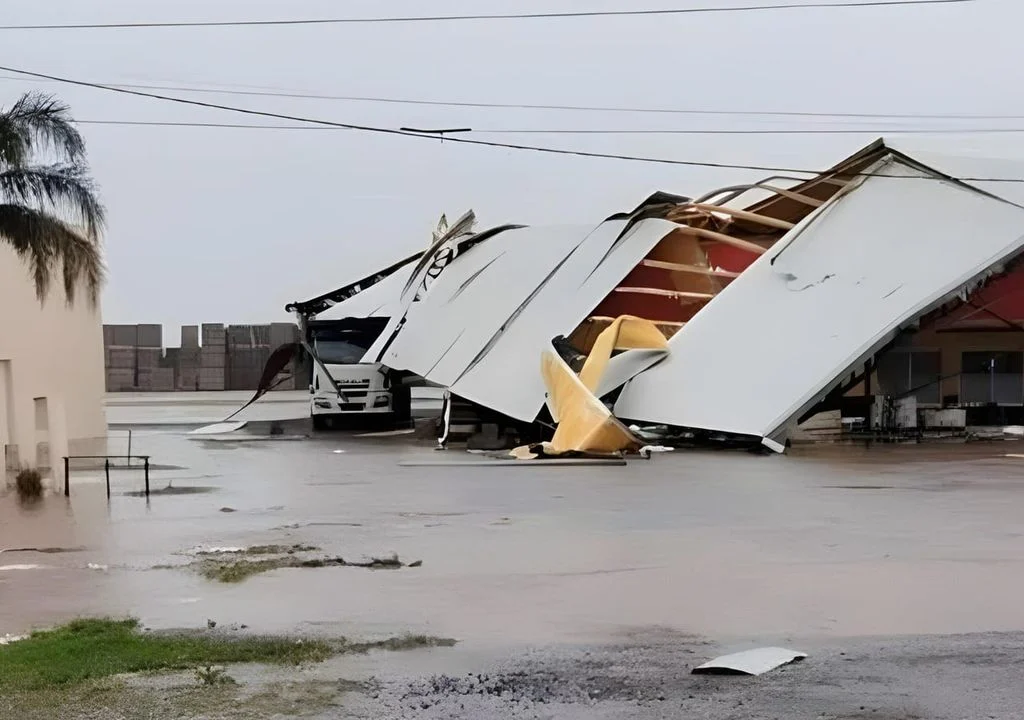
[0,92,105,305]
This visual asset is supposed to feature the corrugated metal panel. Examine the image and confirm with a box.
[370,219,680,421]
[884,140,1024,208]
[614,157,1024,443]
[380,225,590,385]
[450,218,680,420]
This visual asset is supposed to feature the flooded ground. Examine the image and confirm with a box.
[4,395,1024,718]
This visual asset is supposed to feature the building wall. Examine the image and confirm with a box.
[912,328,1024,404]
[0,245,107,477]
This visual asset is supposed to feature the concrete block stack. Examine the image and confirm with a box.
[199,323,226,391]
[136,324,162,349]
[226,324,268,391]
[105,346,135,391]
[269,322,306,390]
[101,321,307,392]
[135,346,170,391]
[109,324,139,347]
[104,325,138,391]
[176,326,200,390]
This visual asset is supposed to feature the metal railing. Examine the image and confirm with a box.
[62,455,151,499]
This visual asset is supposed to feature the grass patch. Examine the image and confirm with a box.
[2,678,345,720]
[0,619,332,691]
[197,557,308,583]
[345,634,457,653]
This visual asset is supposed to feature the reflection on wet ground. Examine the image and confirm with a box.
[4,413,1024,652]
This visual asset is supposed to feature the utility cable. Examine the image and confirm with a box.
[4,63,1024,183]
[5,74,1021,123]
[72,119,1024,135]
[0,1,974,30]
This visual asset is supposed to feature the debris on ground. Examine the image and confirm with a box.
[511,316,668,460]
[692,647,807,676]
[183,546,421,583]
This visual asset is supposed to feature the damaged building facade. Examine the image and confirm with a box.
[307,139,1024,452]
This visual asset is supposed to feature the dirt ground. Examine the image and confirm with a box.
[3,396,1024,717]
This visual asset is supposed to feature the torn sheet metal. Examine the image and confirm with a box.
[615,156,1024,446]
[285,251,422,317]
[380,218,680,422]
[318,262,416,320]
[512,316,668,459]
[692,647,807,676]
[361,223,524,364]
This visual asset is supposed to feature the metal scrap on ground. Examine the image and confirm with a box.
[692,647,808,676]
[511,315,668,459]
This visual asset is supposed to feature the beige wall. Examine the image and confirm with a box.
[0,244,107,479]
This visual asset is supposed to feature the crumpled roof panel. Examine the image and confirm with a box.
[450,218,681,421]
[378,225,592,386]
[614,156,1024,442]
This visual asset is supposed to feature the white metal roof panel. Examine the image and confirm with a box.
[614,156,1024,442]
[883,139,1024,208]
[448,218,680,420]
[378,225,592,385]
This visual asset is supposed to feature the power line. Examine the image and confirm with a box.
[73,119,1024,135]
[4,63,1024,183]
[5,74,1021,123]
[0,1,973,30]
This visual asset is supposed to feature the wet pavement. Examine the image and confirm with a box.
[4,396,1024,717]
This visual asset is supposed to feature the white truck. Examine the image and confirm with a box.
[285,254,419,430]
[306,317,410,429]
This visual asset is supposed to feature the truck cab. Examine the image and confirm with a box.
[307,318,409,429]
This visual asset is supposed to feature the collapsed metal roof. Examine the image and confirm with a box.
[613,140,1024,449]
[368,218,686,421]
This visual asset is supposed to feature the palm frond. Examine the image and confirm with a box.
[0,204,104,305]
[1,92,86,164]
[0,116,27,167]
[0,164,105,239]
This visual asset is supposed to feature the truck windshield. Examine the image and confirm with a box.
[314,338,369,364]
[311,321,387,364]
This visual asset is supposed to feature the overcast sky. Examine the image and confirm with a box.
[1,0,1020,343]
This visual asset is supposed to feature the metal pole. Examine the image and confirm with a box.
[127,430,132,466]
[105,458,111,499]
[63,456,70,497]
[144,457,150,498]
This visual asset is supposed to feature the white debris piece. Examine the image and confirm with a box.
[638,445,674,458]
[188,421,248,436]
[692,647,808,676]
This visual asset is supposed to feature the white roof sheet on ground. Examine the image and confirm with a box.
[318,262,415,320]
[375,218,682,421]
[614,155,1024,442]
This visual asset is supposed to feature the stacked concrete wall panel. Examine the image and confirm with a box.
[199,323,226,391]
[109,324,138,347]
[136,324,162,349]
[177,347,200,390]
[102,321,305,392]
